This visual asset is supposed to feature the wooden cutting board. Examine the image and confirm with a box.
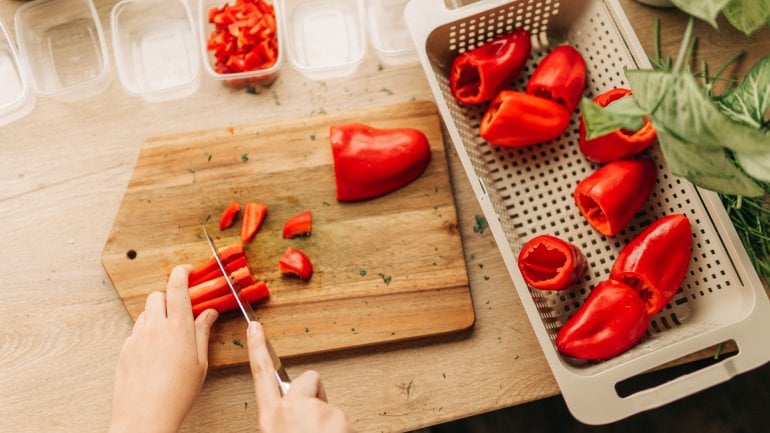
[101,101,474,368]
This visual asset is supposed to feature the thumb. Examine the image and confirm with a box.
[194,309,218,365]
[248,321,281,412]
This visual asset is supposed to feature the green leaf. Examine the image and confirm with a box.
[627,70,770,154]
[580,97,646,141]
[717,54,770,129]
[671,0,730,27]
[735,151,770,182]
[656,125,764,197]
[722,0,770,36]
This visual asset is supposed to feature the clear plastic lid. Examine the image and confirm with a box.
[111,0,200,102]
[0,20,35,127]
[282,0,367,80]
[14,0,110,101]
[365,0,417,65]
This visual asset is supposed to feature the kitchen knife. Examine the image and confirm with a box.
[201,224,291,396]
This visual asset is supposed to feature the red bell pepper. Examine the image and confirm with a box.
[579,88,657,163]
[241,202,267,243]
[556,279,650,360]
[188,265,256,305]
[188,244,245,286]
[219,200,241,230]
[517,235,587,291]
[610,214,692,316]
[449,29,531,105]
[282,210,312,238]
[330,123,431,201]
[479,90,571,147]
[189,255,249,287]
[526,45,586,112]
[278,247,313,280]
[573,159,657,236]
[192,281,270,318]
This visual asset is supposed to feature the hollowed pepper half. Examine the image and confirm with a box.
[518,235,587,291]
[526,45,586,112]
[480,90,571,147]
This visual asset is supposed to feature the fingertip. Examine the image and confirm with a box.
[205,309,219,326]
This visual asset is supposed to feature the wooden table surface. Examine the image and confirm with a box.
[1,1,767,432]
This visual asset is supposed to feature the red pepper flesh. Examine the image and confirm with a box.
[526,45,586,112]
[241,202,267,243]
[189,255,249,287]
[518,235,587,291]
[219,200,241,230]
[610,214,692,316]
[449,29,531,105]
[556,279,650,360]
[188,244,245,287]
[579,88,657,163]
[192,281,270,318]
[573,159,657,236]
[480,90,571,147]
[282,210,312,238]
[207,0,278,75]
[330,123,431,201]
[188,265,256,305]
[278,247,313,280]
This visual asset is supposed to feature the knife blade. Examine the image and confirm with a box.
[201,224,291,396]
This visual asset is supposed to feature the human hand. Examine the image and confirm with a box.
[247,321,354,433]
[109,265,219,433]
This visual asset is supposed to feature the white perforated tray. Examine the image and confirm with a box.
[405,0,770,425]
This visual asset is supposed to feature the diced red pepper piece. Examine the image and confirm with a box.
[282,210,312,238]
[278,247,313,280]
[219,200,241,230]
[526,45,586,112]
[517,235,587,291]
[188,244,245,287]
[192,281,270,318]
[480,90,571,147]
[241,202,268,243]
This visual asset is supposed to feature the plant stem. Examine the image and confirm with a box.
[673,17,695,73]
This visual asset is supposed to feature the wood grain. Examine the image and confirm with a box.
[101,101,474,367]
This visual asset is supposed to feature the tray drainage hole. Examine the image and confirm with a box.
[126,249,137,260]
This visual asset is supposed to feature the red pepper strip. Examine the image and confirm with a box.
[479,91,571,147]
[610,214,692,316]
[449,29,531,105]
[330,123,431,201]
[556,279,650,360]
[241,202,267,243]
[188,265,255,305]
[282,210,312,238]
[188,245,245,287]
[278,247,313,280]
[189,256,250,288]
[219,200,241,230]
[573,159,657,236]
[517,235,587,291]
[526,45,586,112]
[192,281,270,318]
[578,88,657,163]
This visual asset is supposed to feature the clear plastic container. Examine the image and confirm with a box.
[282,0,367,80]
[199,0,283,87]
[111,0,200,101]
[0,20,35,127]
[365,0,417,65]
[14,0,110,101]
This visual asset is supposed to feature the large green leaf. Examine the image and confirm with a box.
[717,54,770,129]
[627,70,770,154]
[656,125,764,197]
[671,0,730,27]
[580,97,646,141]
[722,0,770,36]
[735,151,770,182]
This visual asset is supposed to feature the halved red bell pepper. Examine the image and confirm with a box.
[192,281,270,318]
[610,214,692,316]
[573,159,657,236]
[219,200,241,230]
[330,123,431,201]
[518,235,587,291]
[188,244,245,287]
[188,265,256,305]
[282,210,312,238]
[579,88,657,163]
[241,202,267,243]
[526,45,586,112]
[449,29,531,105]
[556,279,650,360]
[278,247,313,280]
[480,90,571,147]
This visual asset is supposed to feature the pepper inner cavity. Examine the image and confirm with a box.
[522,244,568,281]
[576,194,607,227]
[455,61,481,99]
[620,275,655,305]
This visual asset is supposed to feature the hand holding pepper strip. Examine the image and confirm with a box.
[526,45,586,112]
[610,214,692,316]
[579,88,657,163]
[330,123,431,201]
[282,210,312,238]
[556,279,650,360]
[518,235,587,291]
[480,90,571,147]
[574,159,657,236]
[449,29,531,105]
